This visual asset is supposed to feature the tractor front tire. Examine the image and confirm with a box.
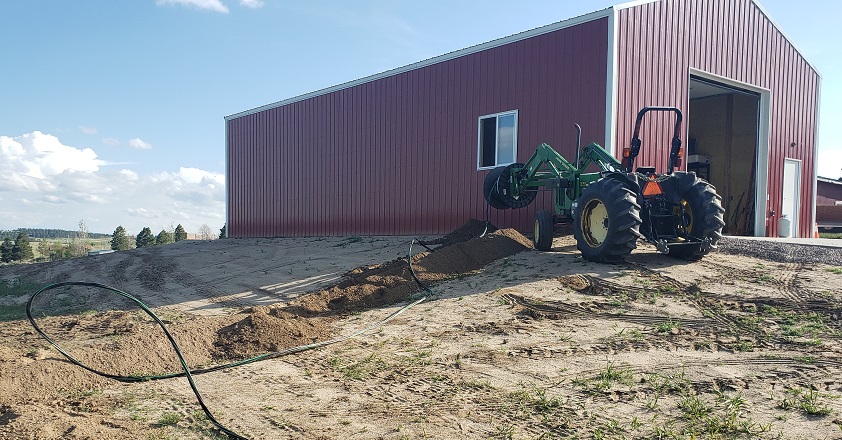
[573,178,642,263]
[669,178,725,260]
[483,167,510,210]
[533,210,554,251]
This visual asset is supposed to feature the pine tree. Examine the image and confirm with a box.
[174,224,187,242]
[219,224,226,239]
[136,227,156,248]
[0,238,13,263]
[111,226,131,250]
[11,232,34,261]
[50,245,72,261]
[156,229,174,245]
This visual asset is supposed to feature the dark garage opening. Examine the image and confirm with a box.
[688,76,760,236]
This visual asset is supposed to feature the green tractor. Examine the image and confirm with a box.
[484,107,725,262]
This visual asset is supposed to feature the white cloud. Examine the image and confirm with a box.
[128,138,153,150]
[79,126,97,135]
[0,132,104,184]
[0,132,225,236]
[240,0,263,8]
[156,0,230,13]
[120,169,140,181]
[102,137,121,146]
[177,167,225,185]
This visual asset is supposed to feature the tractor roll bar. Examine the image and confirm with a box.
[623,106,684,174]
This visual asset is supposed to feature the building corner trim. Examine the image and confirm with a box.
[224,119,230,238]
[812,76,822,237]
[604,6,619,157]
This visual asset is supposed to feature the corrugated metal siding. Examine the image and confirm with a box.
[615,0,820,237]
[817,181,842,206]
[227,18,609,237]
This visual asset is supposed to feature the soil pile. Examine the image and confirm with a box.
[213,227,532,358]
[419,218,496,247]
[214,308,332,358]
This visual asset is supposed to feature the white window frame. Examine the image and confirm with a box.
[477,110,518,170]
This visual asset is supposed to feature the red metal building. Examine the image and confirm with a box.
[226,0,820,238]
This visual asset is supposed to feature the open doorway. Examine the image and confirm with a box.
[687,75,761,236]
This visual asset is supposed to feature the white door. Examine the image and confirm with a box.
[782,159,801,237]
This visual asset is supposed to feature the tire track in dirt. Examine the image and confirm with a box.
[500,267,842,364]
[502,293,714,330]
[629,260,842,326]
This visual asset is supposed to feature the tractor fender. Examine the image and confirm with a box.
[661,171,699,203]
[599,171,642,194]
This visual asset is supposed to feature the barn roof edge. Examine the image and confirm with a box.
[224,7,614,121]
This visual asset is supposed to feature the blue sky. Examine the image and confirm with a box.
[0,0,839,235]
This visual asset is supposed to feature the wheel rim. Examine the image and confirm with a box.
[534,219,541,245]
[675,200,695,234]
[581,199,609,247]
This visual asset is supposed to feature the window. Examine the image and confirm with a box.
[477,110,518,169]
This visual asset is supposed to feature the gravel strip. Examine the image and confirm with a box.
[717,237,842,266]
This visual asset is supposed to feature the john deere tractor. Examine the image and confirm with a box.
[484,106,725,262]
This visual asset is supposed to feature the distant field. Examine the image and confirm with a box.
[32,237,113,259]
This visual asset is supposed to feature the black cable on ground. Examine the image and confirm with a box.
[27,279,426,439]
[408,238,435,294]
[480,173,502,238]
[27,281,246,439]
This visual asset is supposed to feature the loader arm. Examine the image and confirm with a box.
[506,141,623,217]
[577,142,623,173]
[510,142,622,193]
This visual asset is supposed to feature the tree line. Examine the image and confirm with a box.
[0,228,109,240]
[0,222,226,265]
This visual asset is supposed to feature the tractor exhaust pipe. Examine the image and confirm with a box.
[574,123,582,169]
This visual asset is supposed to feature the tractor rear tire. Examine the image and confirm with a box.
[668,178,725,260]
[533,210,554,251]
[494,163,538,209]
[483,167,510,210]
[573,178,642,263]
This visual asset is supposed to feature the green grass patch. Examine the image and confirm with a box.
[328,352,389,380]
[573,362,635,394]
[0,278,39,298]
[0,304,26,321]
[654,319,681,334]
[156,411,183,426]
[0,279,39,321]
[778,388,833,416]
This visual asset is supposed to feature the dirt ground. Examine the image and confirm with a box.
[2,221,842,439]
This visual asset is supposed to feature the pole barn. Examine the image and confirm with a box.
[225,0,820,238]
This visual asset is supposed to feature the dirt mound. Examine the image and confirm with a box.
[215,308,332,358]
[414,228,532,277]
[419,218,496,247]
[213,228,531,358]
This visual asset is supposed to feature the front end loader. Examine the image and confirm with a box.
[483,106,725,262]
